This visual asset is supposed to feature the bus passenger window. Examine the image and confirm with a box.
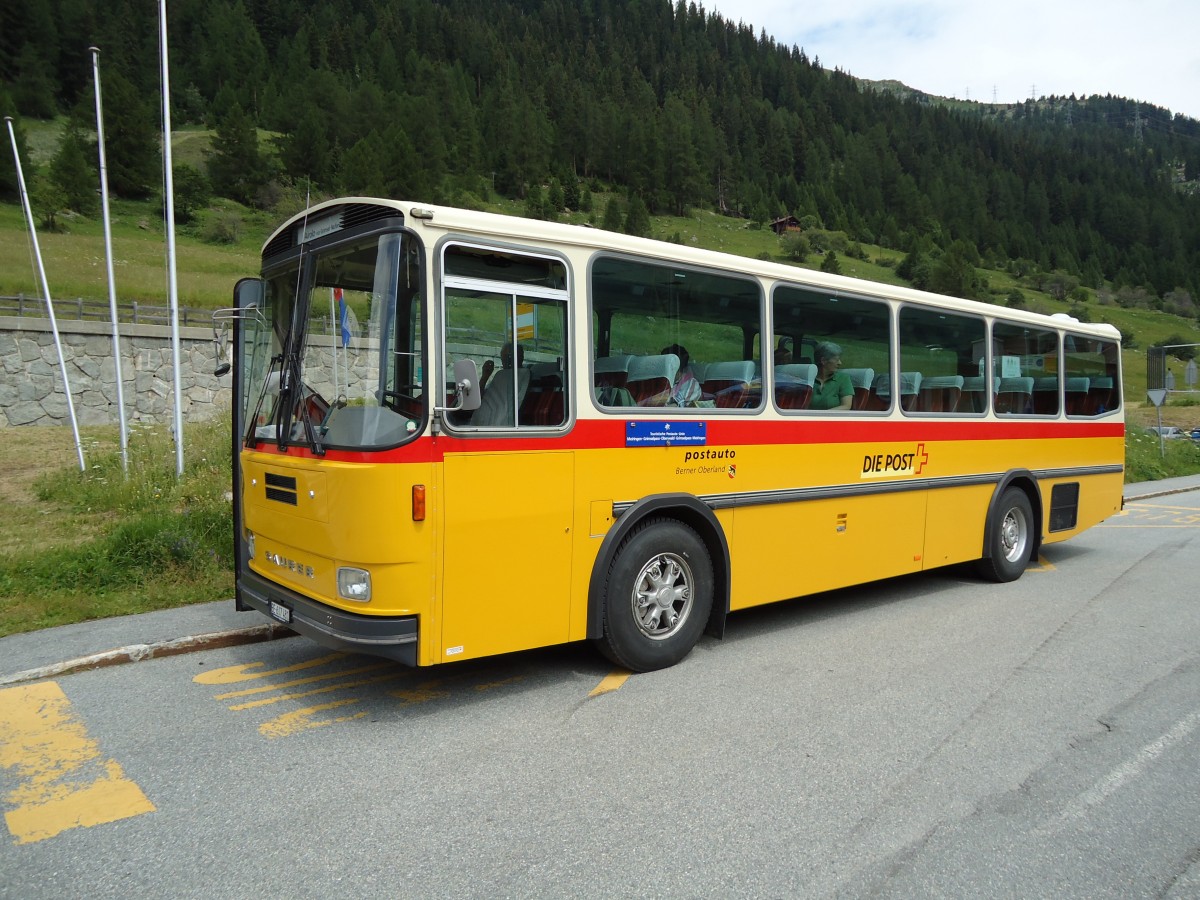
[771,286,891,413]
[1064,334,1120,416]
[591,256,762,411]
[898,306,985,415]
[440,244,569,430]
[992,322,1057,416]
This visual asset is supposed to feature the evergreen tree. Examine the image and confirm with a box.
[11,42,58,118]
[624,194,652,237]
[278,105,332,189]
[602,197,624,232]
[29,171,67,232]
[102,69,158,199]
[173,164,211,224]
[207,98,267,205]
[548,179,565,214]
[928,244,984,299]
[820,250,841,275]
[49,125,98,216]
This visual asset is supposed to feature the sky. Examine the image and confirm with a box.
[702,0,1200,122]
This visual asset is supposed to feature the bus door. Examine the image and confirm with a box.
[436,244,573,662]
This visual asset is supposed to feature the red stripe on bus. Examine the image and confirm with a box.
[246,417,1124,464]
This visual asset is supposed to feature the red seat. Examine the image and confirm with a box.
[841,368,875,410]
[915,375,963,413]
[626,354,680,406]
[775,383,813,409]
[702,360,756,409]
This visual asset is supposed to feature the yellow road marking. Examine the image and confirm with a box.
[259,699,366,739]
[212,661,393,700]
[200,650,533,738]
[1100,503,1200,527]
[0,682,154,844]
[589,670,632,697]
[193,652,345,685]
[230,669,409,710]
[1029,554,1056,572]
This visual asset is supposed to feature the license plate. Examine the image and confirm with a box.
[268,600,292,624]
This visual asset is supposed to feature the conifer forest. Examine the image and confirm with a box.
[3,0,1199,306]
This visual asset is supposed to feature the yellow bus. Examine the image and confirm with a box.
[219,198,1124,672]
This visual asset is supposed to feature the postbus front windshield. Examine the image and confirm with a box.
[242,230,424,451]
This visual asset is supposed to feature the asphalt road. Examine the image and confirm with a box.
[2,491,1199,898]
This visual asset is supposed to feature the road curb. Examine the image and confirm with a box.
[0,623,296,687]
[1124,486,1200,502]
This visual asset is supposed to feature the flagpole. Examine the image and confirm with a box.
[5,116,86,472]
[90,46,129,474]
[330,288,340,400]
[158,0,184,477]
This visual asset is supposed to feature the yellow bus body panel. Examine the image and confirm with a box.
[241,452,436,628]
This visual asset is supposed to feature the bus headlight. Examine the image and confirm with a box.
[337,567,372,602]
[246,531,255,559]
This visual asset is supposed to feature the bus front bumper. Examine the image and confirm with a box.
[239,570,419,666]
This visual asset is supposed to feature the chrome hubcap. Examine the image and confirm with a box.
[1001,506,1028,563]
[631,552,693,640]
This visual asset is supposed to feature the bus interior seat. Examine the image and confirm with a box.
[870,371,922,410]
[1085,376,1113,414]
[775,363,816,409]
[473,366,531,426]
[702,360,756,407]
[956,376,995,413]
[995,376,1034,415]
[594,354,633,388]
[626,353,680,406]
[1032,376,1061,415]
[521,360,565,425]
[1065,376,1091,415]
[915,374,964,412]
[841,367,875,410]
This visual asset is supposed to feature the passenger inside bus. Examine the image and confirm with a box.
[774,337,793,366]
[810,341,854,410]
[660,343,702,406]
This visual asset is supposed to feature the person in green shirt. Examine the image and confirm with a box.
[810,341,853,410]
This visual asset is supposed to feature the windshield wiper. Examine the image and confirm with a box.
[245,354,283,449]
[276,345,326,456]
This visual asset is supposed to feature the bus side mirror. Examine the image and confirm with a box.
[212,320,232,376]
[436,359,481,413]
[213,278,266,378]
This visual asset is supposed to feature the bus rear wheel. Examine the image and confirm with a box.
[596,518,713,672]
[975,487,1034,583]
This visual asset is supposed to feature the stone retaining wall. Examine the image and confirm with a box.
[0,317,229,428]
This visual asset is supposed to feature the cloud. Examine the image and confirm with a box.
[704,0,1200,119]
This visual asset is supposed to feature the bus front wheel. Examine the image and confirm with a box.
[975,487,1034,583]
[596,518,713,672]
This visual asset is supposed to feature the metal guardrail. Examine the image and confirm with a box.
[0,294,211,328]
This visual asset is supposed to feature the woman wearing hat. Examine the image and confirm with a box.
[811,341,853,410]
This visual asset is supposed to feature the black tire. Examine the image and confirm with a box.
[595,517,713,672]
[974,487,1034,583]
